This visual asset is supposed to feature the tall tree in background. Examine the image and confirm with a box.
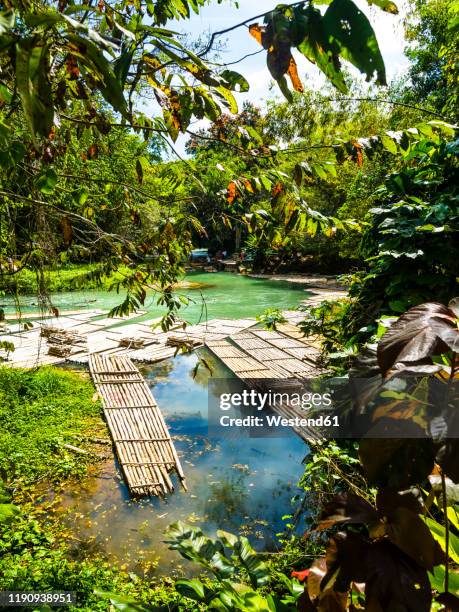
[403,0,458,119]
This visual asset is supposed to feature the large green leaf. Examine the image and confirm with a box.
[423,516,459,565]
[15,38,54,139]
[215,86,238,114]
[0,502,19,523]
[323,0,386,85]
[220,70,250,93]
[66,33,128,117]
[36,168,58,194]
[165,521,235,579]
[429,565,459,597]
[175,579,215,603]
[297,6,347,93]
[226,534,270,589]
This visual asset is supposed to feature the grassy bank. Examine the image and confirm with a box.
[0,264,213,296]
[0,264,123,294]
[0,367,182,611]
[0,367,105,484]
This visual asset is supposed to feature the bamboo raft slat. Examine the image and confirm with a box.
[230,331,317,377]
[206,339,282,379]
[250,329,322,363]
[89,353,186,497]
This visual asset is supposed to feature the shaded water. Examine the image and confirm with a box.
[3,272,309,323]
[54,350,308,576]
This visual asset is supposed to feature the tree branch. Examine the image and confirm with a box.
[198,1,308,57]
[328,97,446,119]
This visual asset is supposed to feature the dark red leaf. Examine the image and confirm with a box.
[376,488,424,516]
[359,425,435,488]
[364,540,432,612]
[384,506,445,570]
[318,493,378,530]
[327,532,369,588]
[377,302,459,377]
[307,557,326,600]
[297,589,317,612]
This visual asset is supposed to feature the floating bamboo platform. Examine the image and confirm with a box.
[205,334,319,441]
[89,353,186,497]
[231,331,319,377]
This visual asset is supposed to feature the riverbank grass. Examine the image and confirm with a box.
[0,366,184,610]
[0,367,105,485]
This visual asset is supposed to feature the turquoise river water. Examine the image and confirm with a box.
[3,271,309,323]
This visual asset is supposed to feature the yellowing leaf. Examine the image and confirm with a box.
[249,23,263,46]
[227,181,237,204]
[287,57,304,92]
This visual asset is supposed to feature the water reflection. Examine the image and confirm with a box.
[54,351,308,575]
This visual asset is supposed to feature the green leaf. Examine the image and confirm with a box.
[220,70,250,92]
[230,536,270,589]
[66,33,128,118]
[429,565,459,596]
[74,187,89,206]
[114,45,136,86]
[16,39,54,139]
[277,75,293,103]
[215,85,238,114]
[217,529,239,547]
[135,156,150,184]
[0,503,19,523]
[175,579,207,601]
[36,169,58,194]
[297,6,347,93]
[423,517,459,565]
[380,134,398,154]
[366,0,399,13]
[323,0,386,85]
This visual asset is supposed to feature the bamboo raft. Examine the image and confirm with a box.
[89,353,186,497]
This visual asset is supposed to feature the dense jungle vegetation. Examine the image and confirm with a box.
[0,0,458,609]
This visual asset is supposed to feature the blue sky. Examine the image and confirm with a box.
[167,0,409,155]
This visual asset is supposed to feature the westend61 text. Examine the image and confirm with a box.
[219,414,339,428]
